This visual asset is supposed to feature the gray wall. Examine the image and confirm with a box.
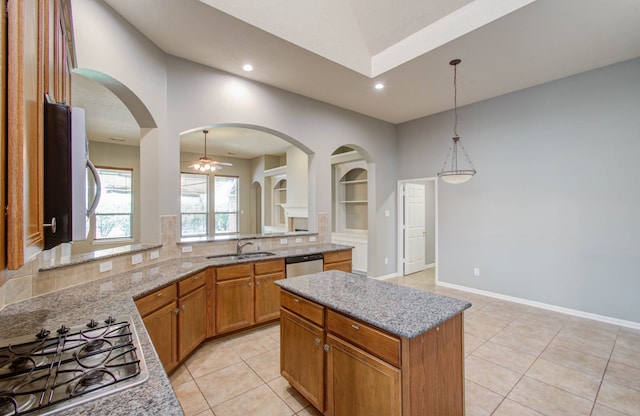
[397,58,640,322]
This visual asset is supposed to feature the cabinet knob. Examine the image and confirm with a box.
[351,324,360,330]
[248,282,252,287]
[315,338,321,345]
[181,304,186,310]
[324,344,329,352]
[256,281,260,286]
[174,308,180,315]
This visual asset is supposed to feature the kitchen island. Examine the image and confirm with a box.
[276,270,471,416]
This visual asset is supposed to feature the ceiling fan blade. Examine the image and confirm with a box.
[212,161,233,166]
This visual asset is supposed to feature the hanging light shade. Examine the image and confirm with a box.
[191,129,232,172]
[438,59,476,184]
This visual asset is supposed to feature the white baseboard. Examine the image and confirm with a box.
[371,273,399,281]
[437,281,640,330]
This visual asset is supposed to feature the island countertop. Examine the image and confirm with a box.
[276,270,471,338]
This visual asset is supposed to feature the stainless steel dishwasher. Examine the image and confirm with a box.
[285,253,324,277]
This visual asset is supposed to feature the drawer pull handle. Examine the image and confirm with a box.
[156,293,163,297]
[351,324,360,330]
[193,276,200,280]
[293,298,300,303]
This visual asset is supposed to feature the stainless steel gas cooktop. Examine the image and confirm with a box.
[0,317,149,416]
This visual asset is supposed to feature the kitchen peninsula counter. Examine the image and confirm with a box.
[0,243,350,416]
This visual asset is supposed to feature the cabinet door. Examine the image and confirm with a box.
[255,272,284,323]
[326,334,401,416]
[6,0,46,269]
[215,277,253,334]
[143,302,178,372]
[178,285,206,361]
[280,308,325,412]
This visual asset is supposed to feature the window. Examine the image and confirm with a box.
[180,173,208,237]
[95,168,133,239]
[214,176,238,234]
[179,174,239,237]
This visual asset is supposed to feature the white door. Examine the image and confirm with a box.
[404,183,426,275]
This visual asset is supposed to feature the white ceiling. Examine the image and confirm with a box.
[75,0,640,155]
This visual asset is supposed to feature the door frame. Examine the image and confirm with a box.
[397,177,438,280]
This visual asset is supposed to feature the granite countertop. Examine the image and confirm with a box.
[276,270,472,338]
[0,243,351,415]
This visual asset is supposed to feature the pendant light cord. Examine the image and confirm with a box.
[453,62,458,138]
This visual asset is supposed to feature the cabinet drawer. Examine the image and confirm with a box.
[254,259,284,275]
[324,260,352,273]
[216,264,252,281]
[135,284,177,317]
[281,290,324,326]
[178,270,207,296]
[324,250,351,264]
[327,310,400,367]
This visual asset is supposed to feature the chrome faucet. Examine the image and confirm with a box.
[237,240,253,254]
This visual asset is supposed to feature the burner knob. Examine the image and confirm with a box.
[57,325,70,335]
[105,316,116,325]
[87,319,99,328]
[36,328,51,339]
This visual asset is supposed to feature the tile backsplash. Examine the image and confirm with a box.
[0,214,327,310]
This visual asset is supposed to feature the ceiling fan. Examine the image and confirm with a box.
[190,129,232,172]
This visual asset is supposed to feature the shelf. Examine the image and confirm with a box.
[339,180,367,185]
[339,200,367,204]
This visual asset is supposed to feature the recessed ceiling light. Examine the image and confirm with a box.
[374,83,384,90]
[243,64,254,72]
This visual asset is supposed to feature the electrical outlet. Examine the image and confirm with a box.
[385,257,389,265]
[131,254,143,265]
[280,238,288,245]
[473,267,480,277]
[99,261,112,273]
[295,237,302,243]
[309,236,316,242]
[182,246,192,253]
[149,250,159,260]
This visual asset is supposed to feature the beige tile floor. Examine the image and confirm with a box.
[170,269,640,416]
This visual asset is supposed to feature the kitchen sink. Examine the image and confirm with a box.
[206,251,276,261]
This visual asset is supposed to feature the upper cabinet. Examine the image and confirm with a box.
[5,0,75,269]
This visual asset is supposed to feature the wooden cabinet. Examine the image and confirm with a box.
[135,270,207,372]
[323,249,353,273]
[135,284,178,372]
[326,333,401,416]
[215,259,284,334]
[5,0,74,269]
[280,300,325,412]
[254,259,285,323]
[177,271,207,361]
[280,288,465,416]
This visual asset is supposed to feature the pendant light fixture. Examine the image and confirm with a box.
[438,59,476,184]
[191,130,232,172]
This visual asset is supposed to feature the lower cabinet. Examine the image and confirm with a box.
[323,249,353,272]
[142,301,178,371]
[280,308,325,412]
[215,259,285,334]
[326,334,401,416]
[135,270,207,373]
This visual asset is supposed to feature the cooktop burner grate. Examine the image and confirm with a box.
[0,317,149,416]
